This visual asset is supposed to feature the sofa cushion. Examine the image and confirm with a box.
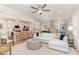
[49,40,68,48]
[39,33,53,38]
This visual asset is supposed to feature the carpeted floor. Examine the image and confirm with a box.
[5,40,78,55]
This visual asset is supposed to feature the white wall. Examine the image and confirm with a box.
[0,18,8,38]
[72,9,79,52]
[0,5,40,38]
[40,21,50,31]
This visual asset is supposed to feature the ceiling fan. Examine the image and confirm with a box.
[31,4,50,15]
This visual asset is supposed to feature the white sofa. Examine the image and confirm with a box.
[48,36,69,53]
[34,33,69,52]
[34,33,54,43]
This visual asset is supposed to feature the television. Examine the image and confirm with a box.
[15,25,20,28]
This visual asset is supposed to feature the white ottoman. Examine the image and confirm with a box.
[27,39,41,50]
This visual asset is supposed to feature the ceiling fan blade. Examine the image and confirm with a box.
[31,6,38,10]
[32,11,37,13]
[43,10,50,11]
[42,4,47,9]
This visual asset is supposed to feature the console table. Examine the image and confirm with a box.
[14,31,33,41]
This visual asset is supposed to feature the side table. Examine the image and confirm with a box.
[0,40,13,55]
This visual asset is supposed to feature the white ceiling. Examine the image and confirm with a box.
[2,4,79,22]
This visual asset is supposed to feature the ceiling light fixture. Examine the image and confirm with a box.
[37,10,42,14]
[31,4,50,15]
